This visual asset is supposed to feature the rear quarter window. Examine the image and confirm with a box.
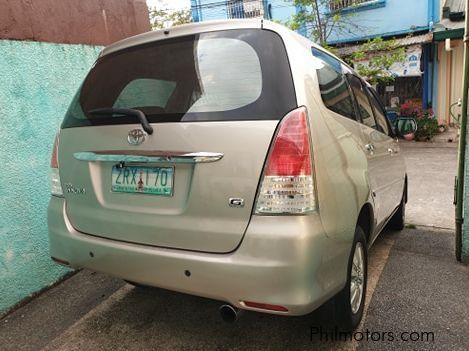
[62,29,296,128]
[312,48,356,121]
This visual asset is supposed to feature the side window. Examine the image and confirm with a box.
[367,88,391,136]
[312,48,357,121]
[347,74,376,129]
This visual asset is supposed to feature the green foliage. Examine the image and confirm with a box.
[415,118,439,140]
[289,0,341,44]
[287,1,406,85]
[289,0,370,44]
[322,44,340,57]
[149,7,192,30]
[350,37,406,85]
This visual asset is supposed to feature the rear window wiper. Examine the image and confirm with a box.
[87,108,153,135]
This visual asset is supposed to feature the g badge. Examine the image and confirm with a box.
[229,198,245,208]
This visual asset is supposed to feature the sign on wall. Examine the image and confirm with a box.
[389,45,422,77]
[354,44,423,78]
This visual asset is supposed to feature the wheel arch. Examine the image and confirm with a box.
[357,203,374,245]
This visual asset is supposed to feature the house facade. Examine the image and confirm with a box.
[327,0,440,117]
[433,0,466,126]
[190,1,295,23]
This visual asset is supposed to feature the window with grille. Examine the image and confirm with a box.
[329,0,370,11]
[227,0,264,19]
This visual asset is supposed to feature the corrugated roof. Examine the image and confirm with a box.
[438,17,465,31]
[444,0,466,14]
[436,0,466,35]
[336,33,433,57]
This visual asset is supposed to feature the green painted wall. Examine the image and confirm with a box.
[0,40,102,313]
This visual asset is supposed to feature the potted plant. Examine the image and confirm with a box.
[399,105,438,141]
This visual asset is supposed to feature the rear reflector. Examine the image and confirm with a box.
[255,107,316,214]
[50,134,63,197]
[243,301,289,312]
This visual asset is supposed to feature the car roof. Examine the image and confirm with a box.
[100,19,264,57]
[99,18,355,75]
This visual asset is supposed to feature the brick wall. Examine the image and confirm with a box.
[0,0,151,45]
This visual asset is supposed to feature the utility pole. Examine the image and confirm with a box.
[455,0,469,262]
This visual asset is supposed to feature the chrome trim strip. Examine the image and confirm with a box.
[73,151,224,164]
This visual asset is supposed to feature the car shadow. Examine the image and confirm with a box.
[50,232,400,351]
[71,283,350,351]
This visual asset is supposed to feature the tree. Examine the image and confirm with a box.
[149,6,191,30]
[289,0,366,45]
[349,37,406,85]
[288,1,406,85]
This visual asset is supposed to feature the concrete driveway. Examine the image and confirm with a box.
[401,142,457,229]
[1,143,467,351]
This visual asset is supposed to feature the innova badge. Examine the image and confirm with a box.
[128,129,146,145]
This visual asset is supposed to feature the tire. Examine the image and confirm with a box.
[333,226,368,332]
[389,187,406,231]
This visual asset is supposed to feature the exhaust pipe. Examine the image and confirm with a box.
[219,304,242,323]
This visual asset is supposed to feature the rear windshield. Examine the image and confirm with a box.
[62,29,296,128]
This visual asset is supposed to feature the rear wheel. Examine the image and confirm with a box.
[333,226,367,331]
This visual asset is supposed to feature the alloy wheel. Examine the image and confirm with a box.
[350,242,365,314]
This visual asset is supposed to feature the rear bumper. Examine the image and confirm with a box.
[48,197,348,316]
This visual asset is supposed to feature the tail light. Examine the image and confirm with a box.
[50,134,63,197]
[255,107,316,214]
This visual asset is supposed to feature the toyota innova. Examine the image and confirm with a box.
[48,20,407,330]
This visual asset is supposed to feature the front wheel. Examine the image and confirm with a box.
[333,226,368,331]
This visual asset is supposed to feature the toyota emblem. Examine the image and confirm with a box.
[127,129,146,145]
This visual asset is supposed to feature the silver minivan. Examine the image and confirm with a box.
[48,20,407,330]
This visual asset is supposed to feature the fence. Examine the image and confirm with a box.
[192,0,269,20]
[329,0,369,12]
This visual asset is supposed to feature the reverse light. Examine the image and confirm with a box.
[50,134,63,197]
[255,107,316,214]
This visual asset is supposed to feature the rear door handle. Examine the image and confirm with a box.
[74,151,224,164]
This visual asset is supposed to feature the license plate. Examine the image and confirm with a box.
[111,166,174,196]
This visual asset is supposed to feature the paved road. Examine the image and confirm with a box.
[1,143,467,351]
[1,228,467,351]
[401,142,457,229]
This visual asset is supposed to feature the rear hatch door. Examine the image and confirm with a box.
[58,28,296,253]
